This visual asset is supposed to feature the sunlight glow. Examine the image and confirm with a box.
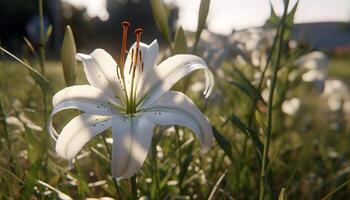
[166,0,350,35]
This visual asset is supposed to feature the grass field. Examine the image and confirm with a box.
[0,54,349,199]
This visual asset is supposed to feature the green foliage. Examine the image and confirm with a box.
[0,46,50,92]
[213,127,233,161]
[1,0,350,199]
[173,26,188,54]
[193,0,211,51]
[150,0,172,47]
[278,187,286,200]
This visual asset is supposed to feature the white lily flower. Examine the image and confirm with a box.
[49,22,214,179]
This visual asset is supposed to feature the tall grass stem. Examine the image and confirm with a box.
[258,1,290,199]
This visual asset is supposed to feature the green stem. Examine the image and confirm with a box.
[100,135,122,198]
[130,175,138,200]
[176,126,183,194]
[38,0,48,127]
[258,1,289,199]
[151,138,160,199]
[242,19,281,157]
[38,0,45,75]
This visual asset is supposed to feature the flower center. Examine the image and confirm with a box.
[116,21,144,115]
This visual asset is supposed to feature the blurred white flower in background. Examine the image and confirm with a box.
[61,0,109,21]
[198,30,240,68]
[290,51,329,92]
[230,28,275,68]
[323,79,349,111]
[282,97,301,116]
[295,51,329,83]
[5,98,43,132]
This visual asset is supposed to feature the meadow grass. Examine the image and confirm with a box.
[0,57,349,199]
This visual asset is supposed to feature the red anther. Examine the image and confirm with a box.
[119,21,131,77]
[122,21,130,28]
[134,28,143,34]
[132,28,143,74]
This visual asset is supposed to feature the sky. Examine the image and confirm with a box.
[62,0,350,35]
[167,0,350,35]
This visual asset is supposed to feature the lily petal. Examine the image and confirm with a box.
[52,85,122,109]
[138,55,214,108]
[49,100,116,141]
[142,91,213,152]
[55,113,111,160]
[111,115,154,179]
[123,40,159,100]
[76,49,125,103]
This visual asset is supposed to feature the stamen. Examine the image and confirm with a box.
[139,51,144,71]
[116,65,120,79]
[119,21,130,77]
[128,48,134,74]
[132,28,143,73]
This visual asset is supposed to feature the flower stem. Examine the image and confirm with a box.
[258,1,289,199]
[151,136,160,199]
[242,13,281,157]
[130,175,138,200]
[176,126,183,194]
[100,135,122,198]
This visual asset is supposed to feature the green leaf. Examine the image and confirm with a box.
[229,81,261,102]
[286,1,299,27]
[0,46,50,91]
[265,3,279,27]
[193,0,210,50]
[230,114,263,159]
[44,25,53,45]
[22,159,42,199]
[213,127,233,161]
[173,26,188,54]
[228,68,265,103]
[23,37,36,55]
[278,187,287,200]
[25,129,42,164]
[283,1,299,40]
[61,25,77,86]
[179,150,193,184]
[150,0,172,47]
[255,110,266,129]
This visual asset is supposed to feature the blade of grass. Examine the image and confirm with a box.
[193,0,210,52]
[0,47,49,89]
[321,178,350,200]
[259,1,291,199]
[285,131,315,190]
[208,170,228,200]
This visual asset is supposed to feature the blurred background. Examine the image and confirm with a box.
[1,0,350,199]
[1,0,350,55]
